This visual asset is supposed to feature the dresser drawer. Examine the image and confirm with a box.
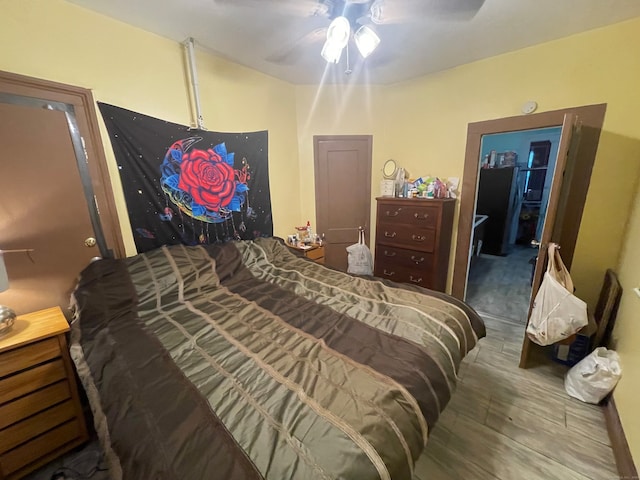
[0,338,61,378]
[0,399,76,453]
[376,224,436,252]
[374,261,433,289]
[0,359,67,405]
[0,381,71,430]
[305,246,325,262]
[0,419,82,477]
[375,245,434,271]
[377,203,439,228]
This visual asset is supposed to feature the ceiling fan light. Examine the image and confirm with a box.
[354,25,380,58]
[321,39,343,63]
[326,16,350,48]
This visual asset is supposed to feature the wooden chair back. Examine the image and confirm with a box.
[592,269,623,349]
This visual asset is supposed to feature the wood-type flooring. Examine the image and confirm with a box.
[414,312,617,480]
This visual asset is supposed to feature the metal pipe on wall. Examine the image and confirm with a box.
[184,37,205,130]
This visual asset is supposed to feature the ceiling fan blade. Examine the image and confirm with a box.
[265,28,327,65]
[213,0,327,17]
[373,0,486,23]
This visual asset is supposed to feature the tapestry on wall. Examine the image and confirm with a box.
[98,103,272,253]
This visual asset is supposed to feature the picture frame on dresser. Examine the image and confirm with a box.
[374,197,456,292]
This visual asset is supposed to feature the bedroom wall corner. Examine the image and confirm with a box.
[294,83,387,242]
[611,178,640,469]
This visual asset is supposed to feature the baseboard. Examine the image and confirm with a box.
[603,395,638,479]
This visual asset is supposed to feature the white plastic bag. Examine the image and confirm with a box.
[347,229,373,276]
[526,244,588,346]
[565,347,622,404]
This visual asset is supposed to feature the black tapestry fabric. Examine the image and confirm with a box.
[99,103,273,253]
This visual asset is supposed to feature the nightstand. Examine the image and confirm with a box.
[0,307,88,479]
[287,243,325,265]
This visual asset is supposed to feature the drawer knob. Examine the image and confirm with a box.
[383,269,395,276]
[410,255,425,264]
[409,275,423,284]
[384,231,397,238]
[414,213,429,219]
[385,208,401,217]
[383,250,397,257]
[411,234,426,242]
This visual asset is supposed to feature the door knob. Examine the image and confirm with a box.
[84,237,97,248]
[530,239,541,248]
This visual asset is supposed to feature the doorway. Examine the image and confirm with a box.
[0,71,123,317]
[313,135,372,271]
[451,104,606,367]
[466,127,562,323]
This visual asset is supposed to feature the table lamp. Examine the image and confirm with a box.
[0,250,17,336]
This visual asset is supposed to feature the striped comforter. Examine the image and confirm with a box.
[70,238,484,480]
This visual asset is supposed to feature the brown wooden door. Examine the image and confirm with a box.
[0,73,122,317]
[314,135,372,271]
[519,113,578,367]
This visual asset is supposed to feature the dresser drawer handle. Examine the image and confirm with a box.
[414,212,429,219]
[409,275,423,284]
[383,269,395,277]
[411,234,426,242]
[384,231,397,238]
[385,209,401,217]
[383,250,397,257]
[411,255,425,264]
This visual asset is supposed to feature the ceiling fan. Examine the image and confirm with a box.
[215,0,486,66]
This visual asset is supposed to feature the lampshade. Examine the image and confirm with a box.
[321,39,343,63]
[354,25,381,58]
[0,253,8,293]
[326,16,350,49]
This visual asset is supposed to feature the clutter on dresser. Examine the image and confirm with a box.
[399,175,460,199]
[286,221,323,247]
[378,158,460,200]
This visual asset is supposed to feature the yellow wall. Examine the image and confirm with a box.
[0,0,301,254]
[613,180,640,464]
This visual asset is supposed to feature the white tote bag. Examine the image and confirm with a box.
[347,229,374,276]
[526,244,588,346]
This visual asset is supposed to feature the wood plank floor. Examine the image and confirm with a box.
[413,312,618,480]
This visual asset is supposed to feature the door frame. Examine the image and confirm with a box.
[451,104,606,300]
[0,70,125,258]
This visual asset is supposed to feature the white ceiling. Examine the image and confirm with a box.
[67,0,640,85]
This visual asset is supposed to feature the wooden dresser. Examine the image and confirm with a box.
[287,243,325,265]
[374,197,456,292]
[0,307,88,479]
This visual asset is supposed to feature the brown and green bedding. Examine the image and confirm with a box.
[70,238,484,480]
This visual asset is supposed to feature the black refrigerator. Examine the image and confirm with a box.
[476,166,520,256]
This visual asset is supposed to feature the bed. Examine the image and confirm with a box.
[69,237,485,480]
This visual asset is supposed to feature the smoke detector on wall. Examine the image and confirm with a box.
[521,101,538,114]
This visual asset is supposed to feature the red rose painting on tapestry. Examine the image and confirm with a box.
[178,148,236,211]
